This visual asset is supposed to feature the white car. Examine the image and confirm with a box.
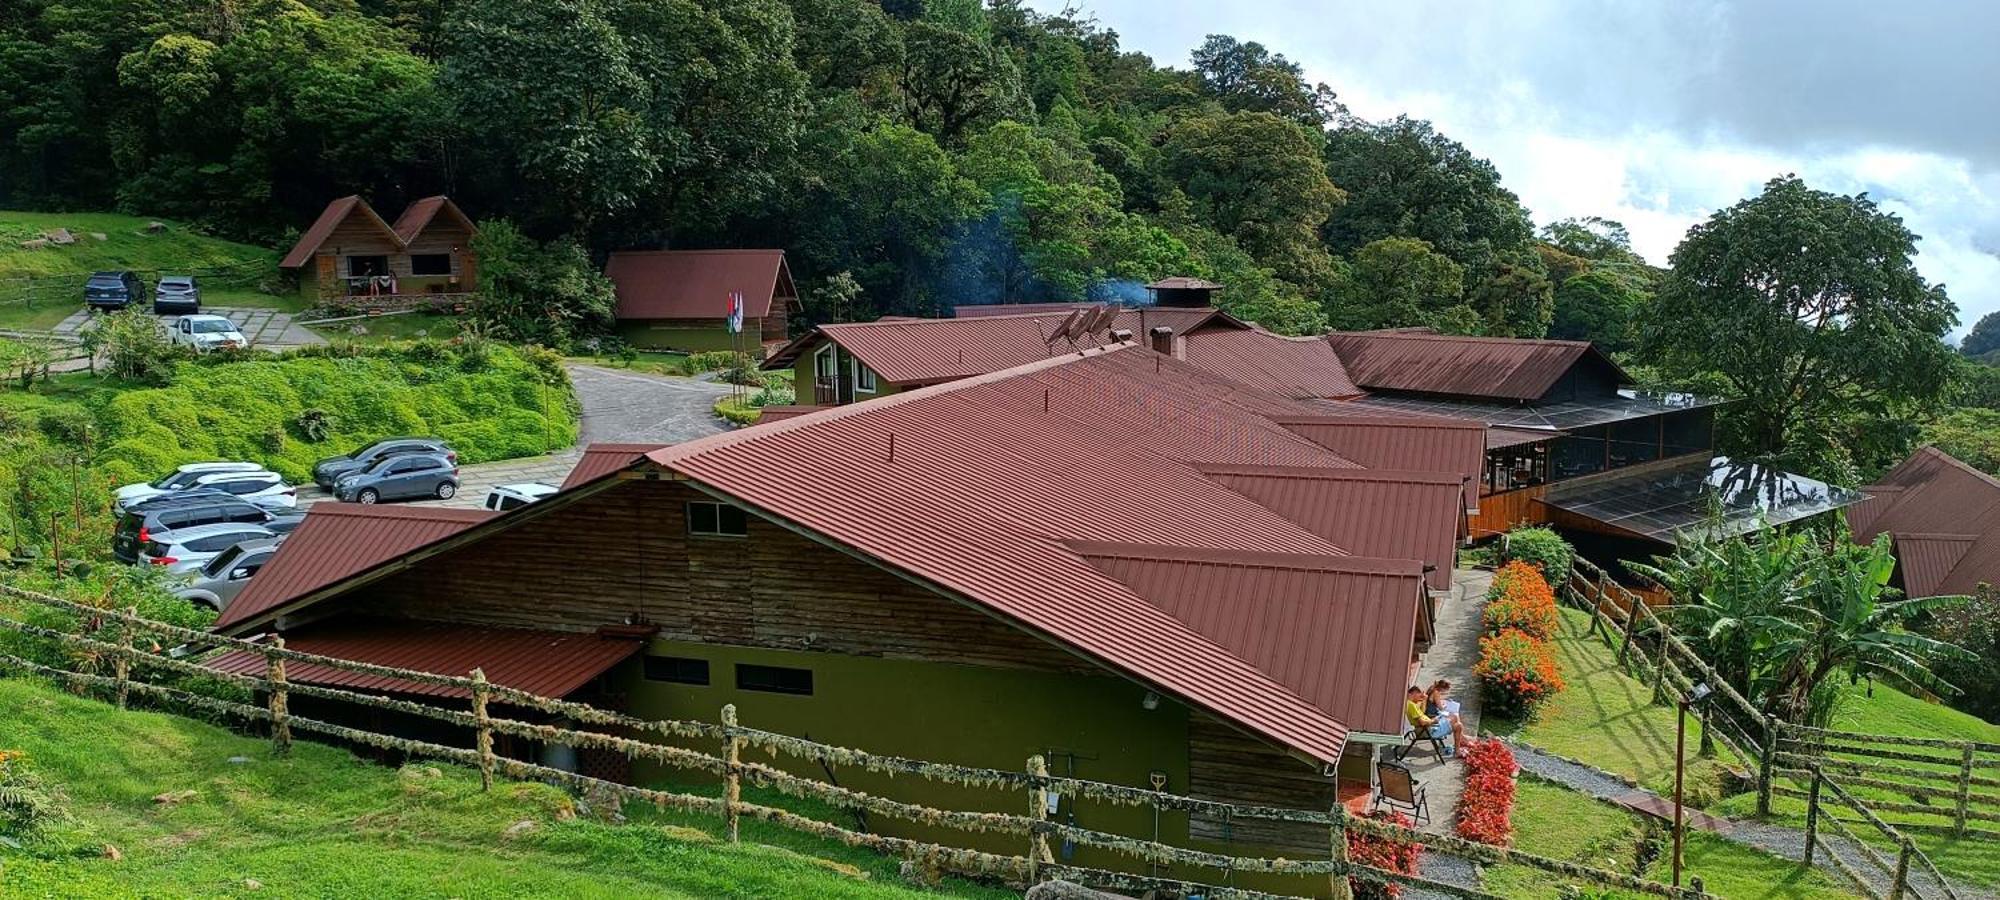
[169,314,248,352]
[114,461,266,511]
[483,482,559,511]
[179,469,297,511]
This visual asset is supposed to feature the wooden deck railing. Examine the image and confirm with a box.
[0,579,1720,900]
[1562,558,1967,900]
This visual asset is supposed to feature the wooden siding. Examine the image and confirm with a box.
[303,205,476,298]
[1469,484,1549,538]
[353,478,1094,675]
[1186,712,1337,854]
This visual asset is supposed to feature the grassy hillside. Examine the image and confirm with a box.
[0,211,299,330]
[0,676,1001,899]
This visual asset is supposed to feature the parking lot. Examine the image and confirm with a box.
[52,306,323,348]
[292,449,583,510]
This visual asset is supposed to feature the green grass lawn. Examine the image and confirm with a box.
[1484,779,1859,899]
[0,211,302,330]
[1490,608,1745,804]
[0,676,1005,899]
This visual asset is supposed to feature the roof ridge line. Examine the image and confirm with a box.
[1063,539,1424,576]
[1195,462,1465,485]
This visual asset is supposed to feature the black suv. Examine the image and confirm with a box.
[84,271,144,311]
[113,491,305,564]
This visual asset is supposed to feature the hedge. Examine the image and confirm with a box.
[1501,526,1574,579]
[1349,810,1423,899]
[1454,739,1519,846]
[1483,561,1559,640]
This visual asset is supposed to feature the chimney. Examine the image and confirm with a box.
[1149,326,1175,356]
[1109,328,1133,343]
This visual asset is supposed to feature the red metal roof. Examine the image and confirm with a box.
[1855,447,2000,596]
[562,442,667,490]
[1891,534,1978,599]
[214,506,494,630]
[754,405,819,424]
[648,346,1378,762]
[1180,328,1362,400]
[1324,330,1630,401]
[1196,465,1463,592]
[206,619,641,700]
[280,196,401,269]
[1274,413,1485,512]
[1069,542,1424,736]
[606,250,796,321]
[390,196,477,244]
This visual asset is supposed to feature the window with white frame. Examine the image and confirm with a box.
[853,359,878,393]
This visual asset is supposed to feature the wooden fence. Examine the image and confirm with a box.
[0,580,1720,900]
[1564,557,1965,900]
[1773,723,2000,840]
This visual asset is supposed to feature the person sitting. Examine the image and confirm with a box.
[1427,679,1470,751]
[1405,685,1454,758]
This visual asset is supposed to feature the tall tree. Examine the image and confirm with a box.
[1322,116,1534,283]
[897,20,1027,145]
[1470,252,1554,338]
[1550,269,1644,352]
[1160,110,1342,289]
[1646,176,1959,476]
[1187,34,1340,127]
[1961,310,2000,359]
[1327,237,1467,332]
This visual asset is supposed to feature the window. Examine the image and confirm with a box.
[852,359,878,394]
[686,501,748,537]
[643,655,711,685]
[346,255,390,277]
[409,253,452,276]
[737,663,813,696]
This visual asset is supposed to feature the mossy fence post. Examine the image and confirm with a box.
[1757,715,1777,817]
[1889,839,1912,900]
[113,606,136,710]
[1328,800,1353,900]
[1026,754,1050,884]
[1803,770,1822,867]
[265,636,290,755]
[722,704,743,843]
[1618,590,1639,665]
[471,667,493,792]
[1955,745,1975,836]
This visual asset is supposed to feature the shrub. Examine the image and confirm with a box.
[713,396,759,427]
[471,220,616,347]
[1347,810,1423,899]
[687,350,740,373]
[92,308,181,385]
[1454,739,1518,846]
[35,406,93,447]
[1503,526,1574,579]
[1483,561,1559,640]
[1475,628,1565,718]
[0,750,68,844]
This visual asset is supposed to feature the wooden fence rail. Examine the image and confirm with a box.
[1560,558,1969,900]
[0,580,1719,900]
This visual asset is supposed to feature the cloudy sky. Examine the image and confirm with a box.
[1034,0,2000,338]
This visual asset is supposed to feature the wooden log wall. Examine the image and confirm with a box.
[1186,713,1338,854]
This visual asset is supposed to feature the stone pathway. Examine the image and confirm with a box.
[1505,738,1984,900]
[53,306,322,348]
[1401,568,1492,836]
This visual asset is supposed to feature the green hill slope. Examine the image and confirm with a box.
[0,212,278,279]
[0,676,995,899]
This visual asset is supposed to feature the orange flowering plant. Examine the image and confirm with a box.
[1482,561,1559,640]
[1474,627,1564,718]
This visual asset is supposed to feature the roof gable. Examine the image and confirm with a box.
[1196,464,1463,591]
[392,196,478,244]
[1274,413,1485,512]
[216,505,494,629]
[606,250,795,321]
[280,196,402,268]
[1324,330,1631,401]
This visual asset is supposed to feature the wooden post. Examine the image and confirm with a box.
[1027,755,1051,884]
[1651,638,1671,705]
[1328,800,1353,900]
[1688,875,1706,899]
[1889,839,1912,900]
[1619,591,1639,665]
[113,606,136,710]
[721,704,743,843]
[471,668,493,792]
[1698,701,1716,758]
[1757,715,1777,817]
[1803,770,1822,867]
[265,637,290,756]
[1956,744,1975,837]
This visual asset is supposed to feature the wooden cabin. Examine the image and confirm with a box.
[280,196,479,304]
[605,250,799,354]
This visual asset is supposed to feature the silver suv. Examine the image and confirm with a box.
[173,537,283,612]
[140,522,278,574]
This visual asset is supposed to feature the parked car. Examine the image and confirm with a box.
[172,537,284,611]
[113,491,304,564]
[168,314,247,352]
[153,275,202,314]
[312,437,456,490]
[174,469,295,511]
[112,461,266,511]
[333,453,459,504]
[84,271,143,311]
[139,522,277,573]
[483,482,558,511]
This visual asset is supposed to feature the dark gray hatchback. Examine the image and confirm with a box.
[112,491,304,564]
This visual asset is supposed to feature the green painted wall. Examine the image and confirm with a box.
[793,343,899,406]
[621,320,765,352]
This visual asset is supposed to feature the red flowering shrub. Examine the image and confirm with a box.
[1474,628,1565,717]
[1483,561,1558,640]
[1347,810,1423,899]
[1454,739,1519,846]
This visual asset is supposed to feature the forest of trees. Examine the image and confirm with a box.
[0,0,1981,483]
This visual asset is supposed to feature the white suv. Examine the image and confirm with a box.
[170,314,248,352]
[114,461,266,512]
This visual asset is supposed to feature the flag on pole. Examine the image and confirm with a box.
[726,290,744,334]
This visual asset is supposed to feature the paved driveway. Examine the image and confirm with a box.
[54,306,322,348]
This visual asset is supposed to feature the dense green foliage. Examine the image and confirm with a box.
[0,344,575,557]
[1501,526,1575,581]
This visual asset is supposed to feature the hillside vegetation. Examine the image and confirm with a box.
[0,212,278,280]
[0,676,995,899]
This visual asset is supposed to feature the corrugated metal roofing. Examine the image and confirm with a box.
[1891,534,1978,599]
[1197,464,1463,592]
[1069,542,1423,736]
[280,196,401,269]
[390,196,476,244]
[606,250,797,321]
[1488,426,1563,449]
[754,405,820,424]
[1274,414,1485,512]
[1180,329,1363,400]
[562,442,668,490]
[1324,331,1630,401]
[648,345,1373,762]
[1145,277,1225,290]
[207,619,641,700]
[1856,447,2000,596]
[214,506,494,630]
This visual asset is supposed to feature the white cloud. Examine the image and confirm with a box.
[1038,0,2000,336]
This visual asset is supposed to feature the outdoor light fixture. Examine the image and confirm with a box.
[1672,679,1714,888]
[1686,682,1713,705]
[1142,691,1161,710]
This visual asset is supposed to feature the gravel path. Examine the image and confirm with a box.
[567,363,732,445]
[1504,739,1983,900]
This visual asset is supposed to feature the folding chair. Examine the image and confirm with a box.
[1398,726,1447,763]
[1370,760,1430,825]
